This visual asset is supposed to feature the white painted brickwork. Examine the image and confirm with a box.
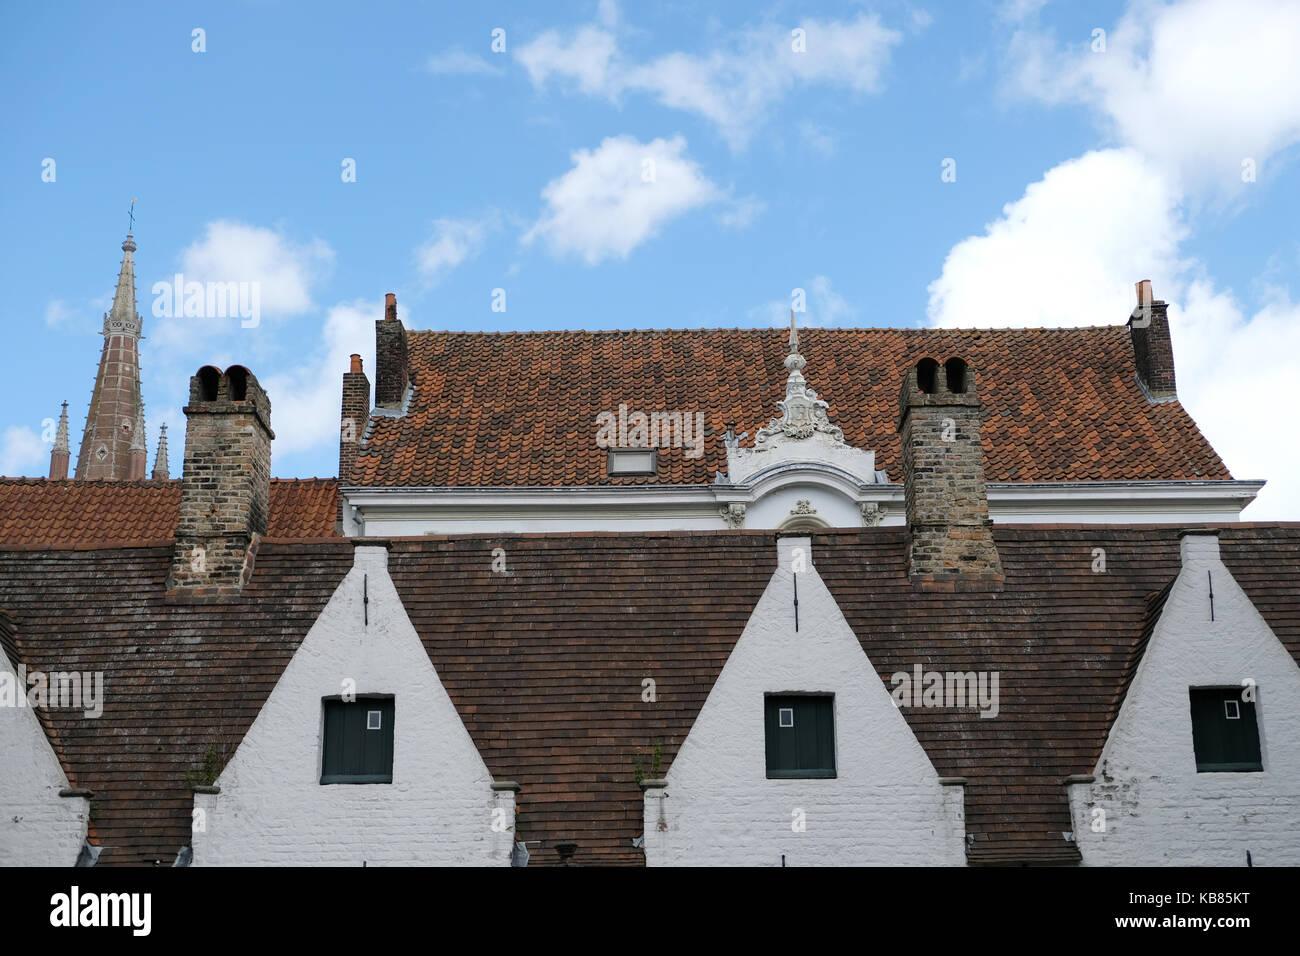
[0,646,87,865]
[192,545,512,865]
[1071,533,1300,865]
[643,537,966,866]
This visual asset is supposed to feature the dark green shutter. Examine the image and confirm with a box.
[1189,688,1261,772]
[765,695,836,778]
[321,697,395,784]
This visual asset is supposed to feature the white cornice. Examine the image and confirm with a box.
[343,478,1262,512]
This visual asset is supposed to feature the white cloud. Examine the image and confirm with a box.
[0,426,48,477]
[178,221,334,318]
[928,149,1185,328]
[44,299,78,330]
[415,216,495,283]
[750,275,858,327]
[1168,283,1300,518]
[516,8,902,148]
[927,147,1299,518]
[798,120,836,157]
[715,195,764,230]
[44,297,109,332]
[1005,0,1300,189]
[260,300,379,458]
[524,135,721,264]
[426,49,503,76]
[144,221,334,362]
[997,0,1048,23]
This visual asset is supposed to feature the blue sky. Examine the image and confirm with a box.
[2,0,1298,515]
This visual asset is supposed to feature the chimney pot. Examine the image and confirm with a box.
[375,294,410,409]
[897,358,1002,584]
[169,366,273,592]
[1127,279,1177,400]
[350,354,362,373]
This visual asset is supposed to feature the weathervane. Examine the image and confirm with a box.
[127,197,137,234]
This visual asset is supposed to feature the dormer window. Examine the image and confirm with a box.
[606,448,657,477]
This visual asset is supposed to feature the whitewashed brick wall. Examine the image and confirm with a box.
[192,545,512,865]
[643,537,966,866]
[1071,532,1300,865]
[0,647,87,865]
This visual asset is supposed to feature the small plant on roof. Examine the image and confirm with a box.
[633,742,664,784]
[183,743,222,789]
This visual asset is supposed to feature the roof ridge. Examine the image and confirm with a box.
[405,325,1129,336]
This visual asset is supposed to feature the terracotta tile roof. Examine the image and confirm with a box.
[0,541,356,865]
[4,525,1297,866]
[387,533,775,865]
[389,525,1300,866]
[350,327,1232,487]
[0,478,340,545]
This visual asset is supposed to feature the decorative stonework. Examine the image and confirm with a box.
[719,503,746,529]
[860,502,883,527]
[724,315,878,488]
[791,499,818,517]
[754,315,845,449]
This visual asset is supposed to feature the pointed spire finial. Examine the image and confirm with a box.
[54,401,70,453]
[753,309,843,449]
[152,423,170,480]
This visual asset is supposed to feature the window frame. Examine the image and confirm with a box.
[320,695,396,785]
[605,447,658,477]
[1188,686,1262,773]
[764,693,837,780]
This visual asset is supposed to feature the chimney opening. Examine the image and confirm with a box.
[197,366,221,401]
[226,365,251,401]
[944,357,968,394]
[916,358,939,394]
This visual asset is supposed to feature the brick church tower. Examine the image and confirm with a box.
[69,232,147,480]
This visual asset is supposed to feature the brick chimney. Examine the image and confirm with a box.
[1128,279,1177,400]
[374,293,409,410]
[168,365,274,594]
[897,357,1002,587]
[339,353,370,481]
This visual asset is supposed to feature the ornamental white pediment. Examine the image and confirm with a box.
[726,314,878,486]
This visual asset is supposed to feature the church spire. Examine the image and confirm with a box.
[151,423,170,480]
[75,227,145,479]
[49,401,70,480]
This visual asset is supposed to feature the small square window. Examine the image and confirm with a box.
[765,695,835,779]
[321,697,394,784]
[606,448,658,477]
[1189,688,1261,772]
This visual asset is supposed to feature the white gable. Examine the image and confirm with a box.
[0,643,87,865]
[1070,532,1300,865]
[191,545,513,865]
[642,537,965,865]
